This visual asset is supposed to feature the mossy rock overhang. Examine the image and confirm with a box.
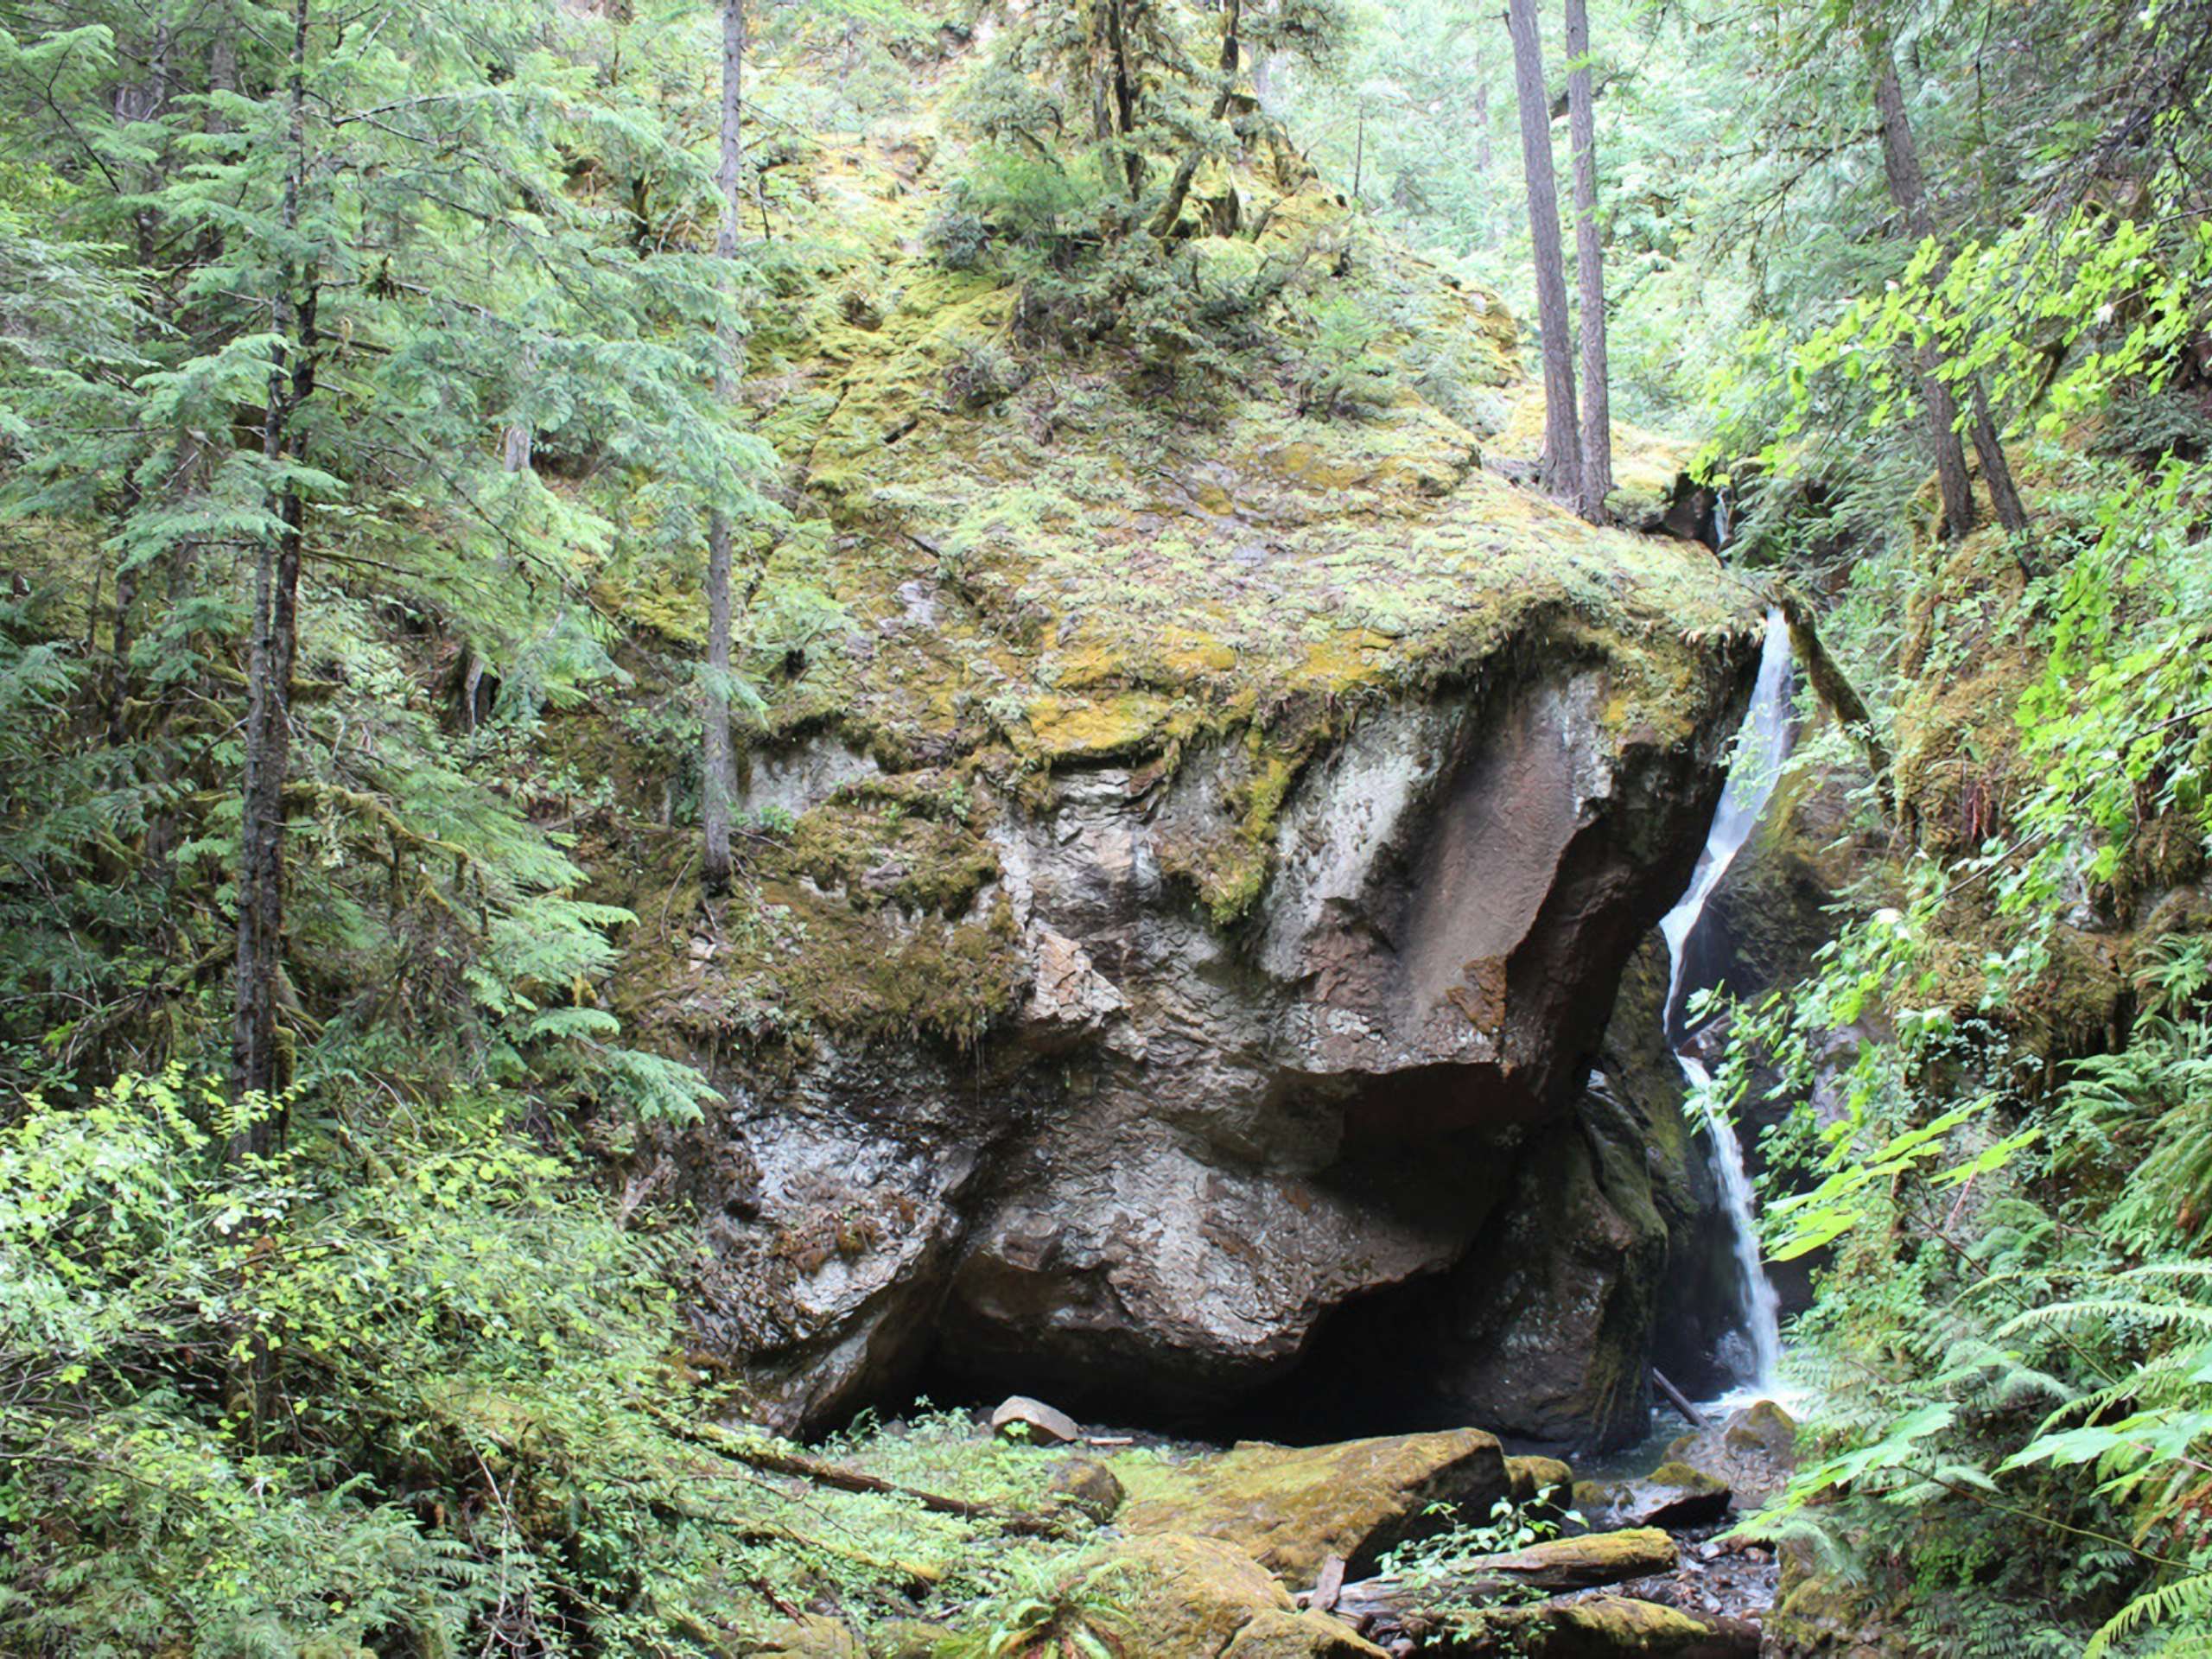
[591,29,1769,1442]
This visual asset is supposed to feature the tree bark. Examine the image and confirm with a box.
[232,0,313,1123]
[1089,0,1145,199]
[701,0,745,893]
[1564,0,1609,521]
[1968,380,2029,532]
[1505,0,1580,502]
[1867,36,2026,538]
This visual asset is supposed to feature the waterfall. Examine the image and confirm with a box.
[1658,607,1793,1394]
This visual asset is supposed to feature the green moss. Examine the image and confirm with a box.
[760,885,1026,1048]
[1504,1454,1574,1506]
[787,785,999,917]
[1116,1429,1508,1581]
[588,90,1766,1066]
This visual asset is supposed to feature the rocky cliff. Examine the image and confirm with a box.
[583,35,1769,1450]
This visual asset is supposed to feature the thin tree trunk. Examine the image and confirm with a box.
[1089,0,1144,199]
[1968,381,2029,532]
[1505,0,1580,503]
[1151,0,1241,238]
[701,0,745,893]
[1868,36,1992,540]
[1564,0,1609,521]
[107,482,140,747]
[1474,49,1492,181]
[464,350,538,734]
[232,0,312,1122]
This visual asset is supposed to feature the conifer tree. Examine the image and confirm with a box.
[0,0,764,1111]
[1506,0,1581,503]
[702,0,746,893]
[1564,0,1611,522]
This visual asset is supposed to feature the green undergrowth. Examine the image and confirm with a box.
[0,1069,1125,1655]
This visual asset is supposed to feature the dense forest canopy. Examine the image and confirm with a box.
[2,0,2211,1653]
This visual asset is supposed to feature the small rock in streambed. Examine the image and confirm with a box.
[1045,1455,1125,1522]
[989,1393,1081,1445]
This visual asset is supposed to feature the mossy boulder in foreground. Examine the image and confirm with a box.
[1103,1533,1389,1658]
[1118,1428,1510,1580]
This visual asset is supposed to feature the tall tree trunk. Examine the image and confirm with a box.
[1564,0,1609,521]
[1866,35,2014,539]
[1505,0,1580,503]
[701,0,745,894]
[106,15,175,746]
[232,0,313,1122]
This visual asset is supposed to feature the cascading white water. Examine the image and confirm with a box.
[1658,607,1794,1393]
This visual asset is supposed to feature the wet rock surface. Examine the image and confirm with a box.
[1573,1460,1732,1531]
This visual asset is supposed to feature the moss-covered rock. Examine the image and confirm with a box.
[1046,1456,1126,1522]
[1650,1402,1797,1516]
[1119,1430,1510,1580]
[1103,1534,1389,1659]
[1466,1594,1759,1655]
[1573,1461,1732,1530]
[1508,1454,1577,1507]
[590,32,1768,1443]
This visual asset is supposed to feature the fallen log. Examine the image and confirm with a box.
[648,1406,1075,1537]
[1327,1528,1678,1624]
[1651,1366,1706,1429]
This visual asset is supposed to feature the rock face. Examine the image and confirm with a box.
[1118,1429,1510,1580]
[664,630,1755,1441]
[1276,933,1721,1449]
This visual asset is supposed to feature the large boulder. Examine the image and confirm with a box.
[655,625,1758,1440]
[600,83,1768,1446]
[1119,1429,1510,1580]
